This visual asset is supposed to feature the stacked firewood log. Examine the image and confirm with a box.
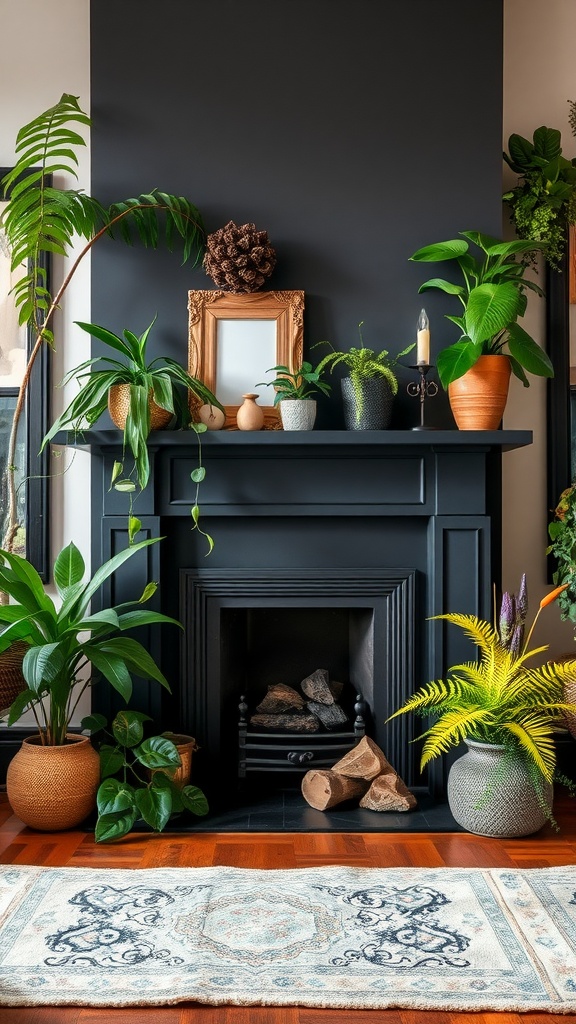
[301,736,417,813]
[249,668,350,732]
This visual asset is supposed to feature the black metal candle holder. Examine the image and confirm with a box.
[407,363,439,430]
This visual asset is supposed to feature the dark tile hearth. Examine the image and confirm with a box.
[166,787,463,833]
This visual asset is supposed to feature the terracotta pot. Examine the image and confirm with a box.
[236,393,264,431]
[448,355,511,430]
[6,734,101,831]
[0,641,28,717]
[108,383,173,431]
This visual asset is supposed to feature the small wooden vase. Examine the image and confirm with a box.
[236,393,264,431]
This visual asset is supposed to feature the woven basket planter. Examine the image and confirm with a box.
[565,677,576,739]
[7,734,101,831]
[150,733,198,789]
[447,739,552,838]
[108,383,173,431]
[0,642,28,718]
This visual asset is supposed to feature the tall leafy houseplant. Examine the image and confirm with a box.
[548,482,576,625]
[0,93,207,554]
[503,121,576,270]
[0,537,178,745]
[410,232,554,389]
[388,581,576,832]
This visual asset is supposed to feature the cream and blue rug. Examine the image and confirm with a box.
[1,863,575,1011]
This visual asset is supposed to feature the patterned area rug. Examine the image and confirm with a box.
[1,863,575,1011]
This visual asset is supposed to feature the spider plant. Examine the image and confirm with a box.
[0,93,207,553]
[387,582,576,820]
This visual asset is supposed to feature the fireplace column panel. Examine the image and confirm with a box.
[76,429,532,802]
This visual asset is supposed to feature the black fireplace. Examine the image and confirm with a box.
[62,428,531,817]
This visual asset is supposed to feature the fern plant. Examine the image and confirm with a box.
[314,322,415,423]
[387,583,576,825]
[0,93,207,553]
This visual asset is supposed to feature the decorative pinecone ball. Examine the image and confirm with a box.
[203,220,276,293]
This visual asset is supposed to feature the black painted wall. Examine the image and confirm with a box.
[90,0,503,430]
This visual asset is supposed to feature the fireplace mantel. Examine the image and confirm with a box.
[52,427,532,801]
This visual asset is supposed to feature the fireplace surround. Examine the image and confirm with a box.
[0,429,532,818]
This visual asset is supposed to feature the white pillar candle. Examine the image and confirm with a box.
[417,308,430,365]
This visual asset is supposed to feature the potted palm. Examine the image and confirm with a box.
[0,93,208,558]
[387,577,576,836]
[314,323,415,429]
[0,536,181,831]
[409,231,554,429]
[257,360,331,430]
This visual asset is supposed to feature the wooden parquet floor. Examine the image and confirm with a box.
[1,791,575,1024]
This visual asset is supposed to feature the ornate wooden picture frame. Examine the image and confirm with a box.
[187,290,304,428]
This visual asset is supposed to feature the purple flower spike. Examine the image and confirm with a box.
[499,591,515,647]
[510,622,524,658]
[517,573,528,625]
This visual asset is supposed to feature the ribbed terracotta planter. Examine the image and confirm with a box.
[108,383,172,431]
[7,734,101,831]
[448,355,511,430]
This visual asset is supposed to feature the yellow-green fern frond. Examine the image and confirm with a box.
[431,613,499,658]
[386,677,477,720]
[502,716,556,781]
[419,708,495,769]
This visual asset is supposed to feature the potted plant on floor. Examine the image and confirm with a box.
[0,536,182,831]
[256,360,331,430]
[409,231,554,429]
[0,93,208,557]
[314,323,415,429]
[387,577,576,836]
[85,709,208,842]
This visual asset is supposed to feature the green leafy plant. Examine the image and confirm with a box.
[0,537,180,746]
[39,317,223,552]
[256,361,331,405]
[547,482,576,624]
[387,580,576,828]
[409,231,554,389]
[503,120,576,270]
[0,93,207,553]
[84,709,209,842]
[314,322,415,422]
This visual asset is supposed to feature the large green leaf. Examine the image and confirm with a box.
[409,239,469,262]
[436,339,482,388]
[417,278,465,296]
[533,125,562,162]
[96,777,136,815]
[0,550,54,612]
[89,637,170,690]
[135,736,180,769]
[112,709,151,748]
[74,320,141,364]
[95,808,138,843]
[86,648,134,702]
[22,642,67,693]
[505,132,536,171]
[65,537,162,622]
[53,541,85,594]
[98,744,126,779]
[507,322,554,378]
[134,786,172,832]
[181,784,210,816]
[464,283,520,344]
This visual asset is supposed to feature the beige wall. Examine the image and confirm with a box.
[503,0,576,655]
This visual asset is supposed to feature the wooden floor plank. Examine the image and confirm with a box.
[1,792,575,1024]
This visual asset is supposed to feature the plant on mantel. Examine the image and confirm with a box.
[0,93,208,557]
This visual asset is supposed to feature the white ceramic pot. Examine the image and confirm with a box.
[279,399,317,431]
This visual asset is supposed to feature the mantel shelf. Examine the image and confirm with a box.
[56,428,533,454]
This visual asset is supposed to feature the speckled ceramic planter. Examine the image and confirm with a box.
[279,399,317,431]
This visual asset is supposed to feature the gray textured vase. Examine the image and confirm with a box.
[447,739,552,838]
[341,376,394,430]
[279,398,317,431]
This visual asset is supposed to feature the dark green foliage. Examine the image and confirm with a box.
[86,709,209,842]
[409,232,553,388]
[257,361,332,406]
[548,483,576,624]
